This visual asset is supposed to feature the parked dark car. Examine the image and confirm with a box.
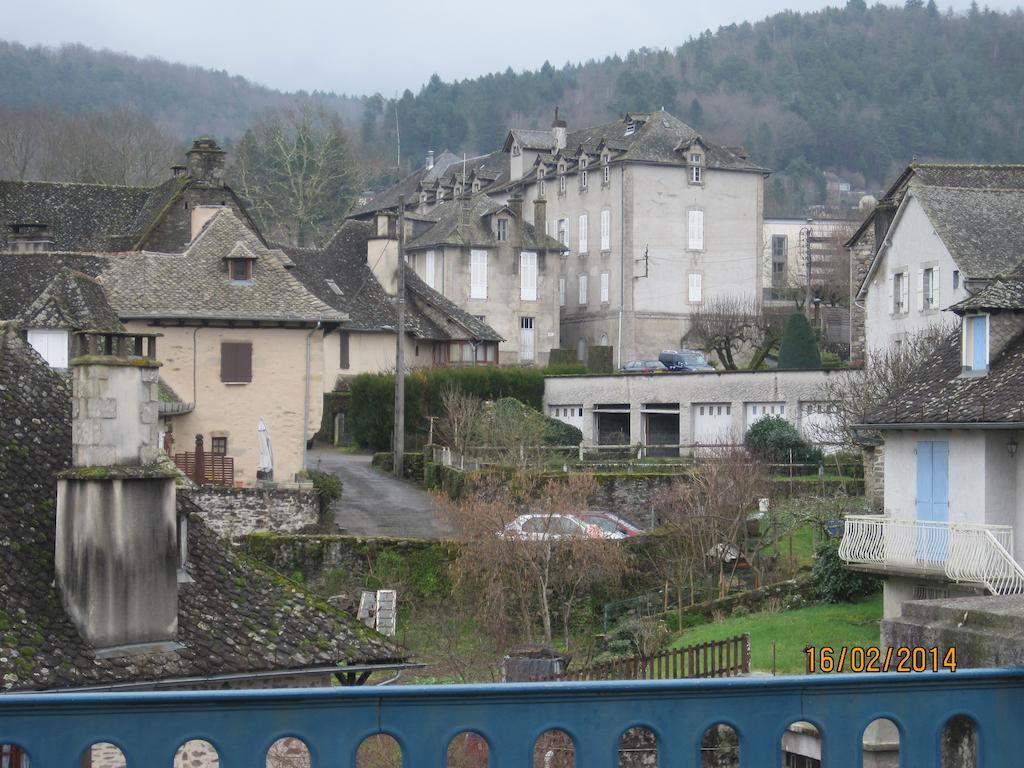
[620,359,668,374]
[658,349,714,372]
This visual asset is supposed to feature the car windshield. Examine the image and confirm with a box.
[586,517,620,534]
[681,353,708,366]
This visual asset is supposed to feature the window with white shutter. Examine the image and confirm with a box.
[578,274,588,305]
[520,251,538,301]
[600,271,610,303]
[688,273,703,303]
[26,329,69,368]
[578,213,588,253]
[425,250,436,289]
[470,250,488,299]
[688,209,704,250]
[520,317,536,362]
[600,209,611,251]
[559,277,566,306]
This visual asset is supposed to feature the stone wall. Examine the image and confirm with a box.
[186,486,318,538]
[862,444,884,512]
[589,473,676,529]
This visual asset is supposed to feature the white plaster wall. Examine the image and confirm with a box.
[864,195,964,353]
[321,330,434,390]
[544,368,845,449]
[126,322,325,483]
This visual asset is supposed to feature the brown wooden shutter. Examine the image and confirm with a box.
[339,331,350,370]
[220,342,252,382]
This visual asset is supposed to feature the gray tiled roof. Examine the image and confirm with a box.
[406,195,565,252]
[101,211,345,323]
[508,129,557,151]
[285,220,502,342]
[0,323,404,692]
[0,180,154,251]
[910,185,1024,280]
[950,275,1024,312]
[0,253,109,322]
[865,326,1024,426]
[20,268,123,331]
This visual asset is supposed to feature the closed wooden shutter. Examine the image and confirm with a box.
[221,342,252,383]
[471,250,488,299]
[578,214,588,253]
[688,210,704,250]
[601,209,611,250]
[520,251,538,301]
[339,331,350,370]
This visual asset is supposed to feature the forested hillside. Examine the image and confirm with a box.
[3,1,1024,215]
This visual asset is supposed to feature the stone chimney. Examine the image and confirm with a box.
[55,331,179,650]
[508,191,524,221]
[533,197,547,236]
[368,211,401,296]
[426,150,435,170]
[6,223,53,253]
[185,137,226,186]
[170,164,187,178]
[552,107,567,151]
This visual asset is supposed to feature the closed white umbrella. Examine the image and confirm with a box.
[257,418,274,479]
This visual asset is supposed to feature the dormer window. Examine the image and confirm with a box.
[497,218,508,242]
[454,184,463,196]
[625,119,636,136]
[472,179,481,193]
[689,153,704,184]
[962,314,989,374]
[436,188,445,203]
[229,258,253,282]
[537,167,545,181]
[512,143,521,156]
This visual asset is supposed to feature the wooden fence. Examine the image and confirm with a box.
[173,452,235,487]
[539,634,750,682]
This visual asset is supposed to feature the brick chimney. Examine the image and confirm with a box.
[186,137,226,186]
[55,331,179,651]
[552,107,567,152]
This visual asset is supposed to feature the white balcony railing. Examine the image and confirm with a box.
[839,515,1024,595]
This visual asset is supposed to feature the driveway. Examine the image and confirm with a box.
[306,447,450,538]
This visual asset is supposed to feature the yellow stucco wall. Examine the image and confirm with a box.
[126,322,325,483]
[321,329,437,392]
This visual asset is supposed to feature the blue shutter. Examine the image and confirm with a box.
[916,440,949,561]
[971,316,987,370]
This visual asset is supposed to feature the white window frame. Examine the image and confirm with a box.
[470,249,488,299]
[559,277,566,307]
[919,266,938,311]
[578,273,588,305]
[497,218,508,242]
[580,169,588,189]
[688,273,703,304]
[557,217,569,247]
[578,213,588,253]
[687,209,704,251]
[962,313,990,372]
[26,328,69,368]
[891,270,909,314]
[520,251,538,301]
[600,209,611,251]
[600,271,610,303]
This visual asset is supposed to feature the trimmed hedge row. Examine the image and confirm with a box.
[349,365,585,450]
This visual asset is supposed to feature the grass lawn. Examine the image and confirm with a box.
[669,593,883,675]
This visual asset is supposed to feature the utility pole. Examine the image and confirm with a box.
[801,223,813,316]
[393,196,406,478]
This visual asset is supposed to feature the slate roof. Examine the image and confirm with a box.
[0,323,404,692]
[864,326,1024,426]
[351,150,510,218]
[910,185,1024,280]
[20,268,123,331]
[101,210,345,324]
[950,274,1024,313]
[405,195,565,252]
[0,253,109,322]
[285,220,502,342]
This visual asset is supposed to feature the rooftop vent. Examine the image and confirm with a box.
[6,222,53,253]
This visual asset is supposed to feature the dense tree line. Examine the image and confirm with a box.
[3,2,1024,215]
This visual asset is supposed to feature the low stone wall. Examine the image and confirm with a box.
[670,576,815,624]
[589,473,676,529]
[186,486,318,539]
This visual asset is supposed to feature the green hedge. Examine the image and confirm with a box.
[349,366,585,450]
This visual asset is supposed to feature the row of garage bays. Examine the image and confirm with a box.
[543,370,847,455]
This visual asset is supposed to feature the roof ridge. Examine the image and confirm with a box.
[0,178,153,192]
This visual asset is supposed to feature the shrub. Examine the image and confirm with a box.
[745,415,823,464]
[306,469,342,529]
[777,313,821,369]
[782,593,808,611]
[820,352,842,369]
[812,539,881,603]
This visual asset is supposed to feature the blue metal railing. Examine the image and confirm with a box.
[2,669,1022,766]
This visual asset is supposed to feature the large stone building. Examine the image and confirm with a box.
[356,109,768,367]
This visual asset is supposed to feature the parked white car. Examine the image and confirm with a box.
[501,513,626,541]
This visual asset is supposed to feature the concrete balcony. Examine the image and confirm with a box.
[840,515,1024,595]
[0,671,1022,765]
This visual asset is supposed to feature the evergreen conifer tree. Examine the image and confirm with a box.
[777,313,821,369]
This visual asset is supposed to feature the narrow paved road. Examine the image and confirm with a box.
[306,447,450,538]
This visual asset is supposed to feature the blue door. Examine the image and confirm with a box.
[971,316,987,371]
[916,441,950,560]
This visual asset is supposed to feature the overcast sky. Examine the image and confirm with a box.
[4,0,1018,96]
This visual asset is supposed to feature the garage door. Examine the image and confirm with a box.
[745,402,786,431]
[692,403,735,446]
[549,405,585,431]
[799,402,841,452]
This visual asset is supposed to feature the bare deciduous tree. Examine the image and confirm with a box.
[818,328,951,448]
[439,473,629,649]
[652,450,768,625]
[686,296,788,370]
[435,383,485,457]
[232,103,360,247]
